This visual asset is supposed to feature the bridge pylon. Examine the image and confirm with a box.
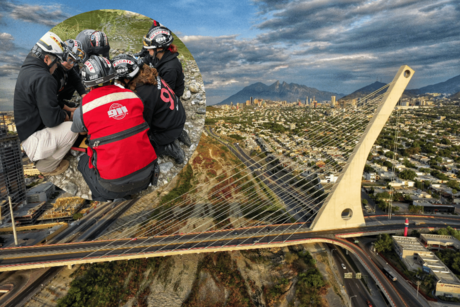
[310,65,414,231]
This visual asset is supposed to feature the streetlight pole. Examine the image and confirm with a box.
[8,196,18,246]
[416,280,421,298]
[349,295,357,307]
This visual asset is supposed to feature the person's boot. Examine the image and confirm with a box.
[163,139,185,164]
[178,130,192,147]
[41,160,70,176]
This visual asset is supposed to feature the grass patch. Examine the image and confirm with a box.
[51,9,194,60]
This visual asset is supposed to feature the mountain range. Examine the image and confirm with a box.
[217,81,344,105]
[217,74,460,105]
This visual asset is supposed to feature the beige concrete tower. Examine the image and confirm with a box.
[311,65,414,231]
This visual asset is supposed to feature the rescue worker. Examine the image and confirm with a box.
[14,31,78,176]
[140,25,191,147]
[53,39,86,115]
[71,55,159,201]
[75,29,110,62]
[112,54,187,164]
[134,19,161,59]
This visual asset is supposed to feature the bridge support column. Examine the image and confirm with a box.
[311,65,414,231]
[67,264,73,269]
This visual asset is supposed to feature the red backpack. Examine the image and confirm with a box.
[81,85,157,181]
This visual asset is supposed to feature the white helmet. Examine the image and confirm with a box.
[36,31,65,61]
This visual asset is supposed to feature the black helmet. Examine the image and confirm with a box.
[81,55,116,88]
[62,39,85,64]
[90,31,109,48]
[143,26,174,50]
[112,54,140,79]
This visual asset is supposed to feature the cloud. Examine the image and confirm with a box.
[0,0,68,26]
[0,32,14,51]
[188,0,459,104]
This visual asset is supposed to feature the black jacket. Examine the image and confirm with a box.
[53,65,86,107]
[14,53,67,142]
[135,78,186,146]
[144,50,185,97]
[76,29,110,62]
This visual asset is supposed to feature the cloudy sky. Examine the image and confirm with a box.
[0,0,459,109]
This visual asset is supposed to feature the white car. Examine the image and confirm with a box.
[341,263,346,270]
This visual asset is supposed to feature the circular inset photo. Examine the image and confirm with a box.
[15,10,205,201]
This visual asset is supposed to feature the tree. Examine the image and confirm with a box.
[430,170,449,181]
[441,137,452,145]
[414,180,424,190]
[374,234,393,253]
[367,153,373,161]
[385,151,395,159]
[409,204,423,213]
[447,180,460,190]
[383,161,393,169]
[364,165,375,173]
[362,199,369,206]
[399,169,417,181]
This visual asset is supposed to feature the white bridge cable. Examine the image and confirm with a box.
[117,93,387,257]
[80,87,389,259]
[118,93,382,240]
[164,102,386,253]
[87,94,377,250]
[97,83,391,242]
[82,91,384,260]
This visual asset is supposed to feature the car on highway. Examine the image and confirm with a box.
[130,238,138,241]
[366,300,373,307]
[253,239,260,244]
[341,263,346,270]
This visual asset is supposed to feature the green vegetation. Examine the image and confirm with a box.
[183,252,254,307]
[205,118,218,125]
[295,269,326,305]
[398,169,417,181]
[57,258,165,307]
[374,234,393,253]
[436,249,460,278]
[73,212,83,220]
[436,226,460,241]
[51,10,193,60]
[409,204,423,213]
[159,164,193,207]
[149,164,194,223]
[228,134,245,141]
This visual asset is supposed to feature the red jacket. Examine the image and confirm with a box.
[82,85,157,181]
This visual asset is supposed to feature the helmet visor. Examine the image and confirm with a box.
[143,36,157,49]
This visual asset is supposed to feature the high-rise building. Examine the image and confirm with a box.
[331,96,336,107]
[0,113,26,215]
[250,97,253,105]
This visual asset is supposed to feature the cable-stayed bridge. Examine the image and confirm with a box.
[1,66,432,306]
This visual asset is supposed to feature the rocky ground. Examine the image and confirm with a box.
[47,56,206,200]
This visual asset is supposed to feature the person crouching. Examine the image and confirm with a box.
[71,55,159,201]
[112,54,189,164]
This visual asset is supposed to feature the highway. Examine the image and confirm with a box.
[330,245,375,307]
[0,214,456,306]
[0,199,138,307]
[356,237,431,307]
